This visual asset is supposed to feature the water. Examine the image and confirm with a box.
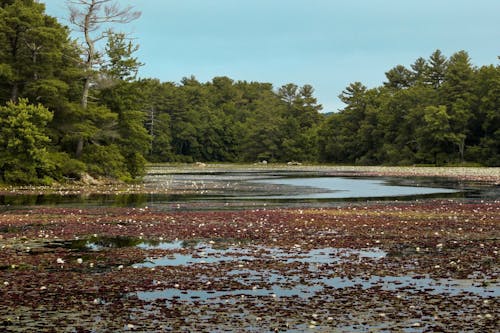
[251,177,459,199]
[63,238,496,301]
[133,237,498,302]
[137,274,499,302]
[0,173,475,209]
[135,240,386,268]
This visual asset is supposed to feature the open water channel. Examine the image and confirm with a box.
[0,169,493,209]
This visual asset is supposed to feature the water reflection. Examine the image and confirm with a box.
[136,241,386,268]
[137,274,499,302]
[49,236,164,251]
[40,236,499,302]
[132,241,498,302]
[251,177,459,199]
[0,172,491,209]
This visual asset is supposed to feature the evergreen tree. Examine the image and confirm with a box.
[384,65,413,89]
[0,0,68,102]
[442,51,475,161]
[427,49,448,89]
[0,99,53,184]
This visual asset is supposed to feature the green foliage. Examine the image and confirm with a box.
[45,151,86,180]
[0,99,53,184]
[99,81,151,178]
[82,144,129,180]
[0,0,498,187]
[319,50,500,166]
[102,32,143,81]
[0,0,69,102]
[0,0,151,184]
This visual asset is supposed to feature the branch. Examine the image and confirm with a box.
[67,0,140,32]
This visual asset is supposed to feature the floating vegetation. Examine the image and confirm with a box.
[0,167,499,332]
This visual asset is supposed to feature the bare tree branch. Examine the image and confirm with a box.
[65,0,141,157]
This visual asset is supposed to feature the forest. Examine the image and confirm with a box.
[0,0,499,184]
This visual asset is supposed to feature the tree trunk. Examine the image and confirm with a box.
[10,83,19,103]
[81,77,90,109]
[75,76,90,157]
[76,137,84,158]
[75,3,95,157]
[458,137,465,163]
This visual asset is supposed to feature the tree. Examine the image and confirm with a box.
[67,0,140,157]
[239,88,285,162]
[102,31,143,81]
[319,82,373,163]
[140,79,175,162]
[384,65,413,89]
[415,105,455,164]
[296,84,323,127]
[0,0,68,102]
[278,83,299,107]
[96,30,149,178]
[372,82,440,165]
[468,65,500,165]
[442,51,475,161]
[427,49,447,89]
[0,99,53,184]
[410,57,428,85]
[277,84,323,161]
[99,81,150,178]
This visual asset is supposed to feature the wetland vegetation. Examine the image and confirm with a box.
[0,164,499,332]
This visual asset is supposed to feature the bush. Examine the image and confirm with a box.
[0,99,53,184]
[46,152,87,180]
[125,152,147,179]
[82,144,130,180]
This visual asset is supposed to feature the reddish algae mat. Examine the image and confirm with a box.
[0,165,498,332]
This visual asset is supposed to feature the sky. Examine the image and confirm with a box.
[41,0,500,113]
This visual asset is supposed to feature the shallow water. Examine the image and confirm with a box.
[104,239,500,301]
[251,177,459,199]
[135,241,387,268]
[0,172,479,209]
[136,273,499,302]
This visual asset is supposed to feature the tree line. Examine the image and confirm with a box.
[319,50,499,166]
[0,0,498,184]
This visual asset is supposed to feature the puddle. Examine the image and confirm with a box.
[48,236,166,251]
[137,284,323,302]
[137,272,499,303]
[317,276,499,297]
[135,241,386,267]
[129,240,498,302]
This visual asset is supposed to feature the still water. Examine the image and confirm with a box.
[0,170,485,208]
[53,236,499,299]
[250,177,459,199]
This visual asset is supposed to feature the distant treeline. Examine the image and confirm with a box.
[0,1,498,184]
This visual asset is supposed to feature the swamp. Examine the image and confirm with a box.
[0,164,499,332]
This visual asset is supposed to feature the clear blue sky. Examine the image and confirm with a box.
[42,0,500,113]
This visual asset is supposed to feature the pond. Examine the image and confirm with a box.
[0,170,487,209]
[2,167,498,332]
